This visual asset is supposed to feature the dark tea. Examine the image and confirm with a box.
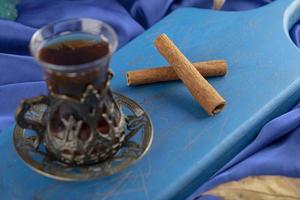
[39,33,111,97]
[39,37,109,65]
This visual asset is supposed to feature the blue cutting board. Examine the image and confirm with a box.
[2,0,300,199]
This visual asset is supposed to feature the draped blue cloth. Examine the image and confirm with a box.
[188,103,300,199]
[1,0,300,199]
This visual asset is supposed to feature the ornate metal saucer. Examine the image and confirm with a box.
[13,93,153,181]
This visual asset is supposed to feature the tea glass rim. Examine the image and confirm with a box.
[30,18,118,73]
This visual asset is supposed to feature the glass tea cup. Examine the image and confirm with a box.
[16,18,126,165]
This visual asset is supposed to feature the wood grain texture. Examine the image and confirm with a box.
[154,34,226,115]
[126,60,227,86]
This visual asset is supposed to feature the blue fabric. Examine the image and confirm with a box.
[1,1,300,199]
[188,103,300,199]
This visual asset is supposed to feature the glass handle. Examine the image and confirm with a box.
[15,95,49,135]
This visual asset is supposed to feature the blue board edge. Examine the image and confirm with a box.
[167,77,300,200]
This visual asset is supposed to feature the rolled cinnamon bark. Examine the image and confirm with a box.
[127,60,227,86]
[154,34,226,115]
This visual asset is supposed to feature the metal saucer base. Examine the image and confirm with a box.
[13,93,153,181]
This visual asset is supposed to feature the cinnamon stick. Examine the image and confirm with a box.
[154,34,226,115]
[127,60,227,86]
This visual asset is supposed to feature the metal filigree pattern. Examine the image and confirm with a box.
[41,70,125,165]
[45,84,126,165]
[16,70,128,165]
[13,93,153,181]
